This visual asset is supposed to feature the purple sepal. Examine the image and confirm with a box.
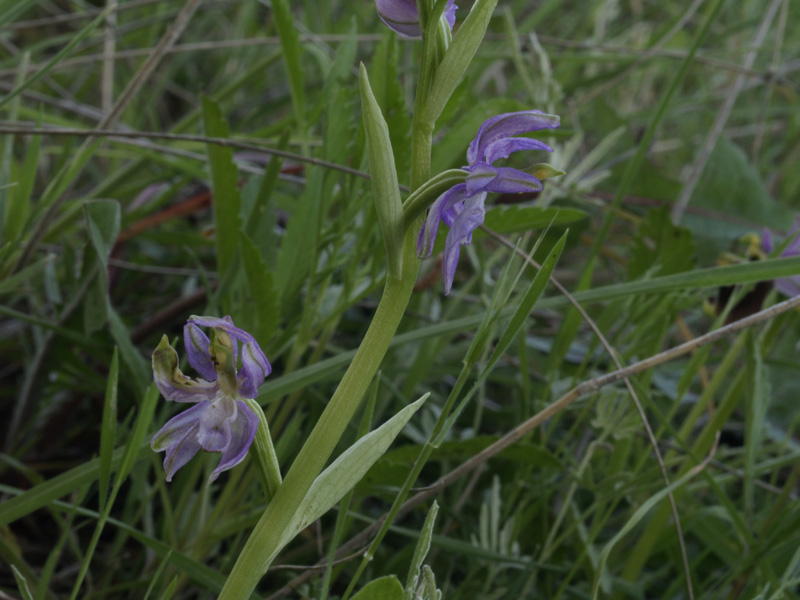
[376,0,457,39]
[417,183,471,259]
[152,336,219,404]
[188,315,272,395]
[237,341,272,398]
[467,111,561,164]
[184,323,217,381]
[209,400,260,482]
[442,193,487,295]
[151,401,206,482]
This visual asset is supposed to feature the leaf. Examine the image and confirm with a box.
[369,33,411,181]
[84,200,121,270]
[481,205,586,236]
[107,303,150,398]
[240,234,279,344]
[12,565,34,600]
[592,468,697,599]
[404,501,439,600]
[98,348,119,513]
[628,207,696,279]
[201,96,242,276]
[269,0,305,130]
[359,63,405,279]
[290,394,429,536]
[423,0,499,128]
[351,576,404,600]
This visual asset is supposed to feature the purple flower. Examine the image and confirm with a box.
[376,0,457,39]
[763,219,800,297]
[417,110,560,294]
[151,316,271,482]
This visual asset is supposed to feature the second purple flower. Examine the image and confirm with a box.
[417,110,561,294]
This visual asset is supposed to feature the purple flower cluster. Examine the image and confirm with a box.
[375,0,457,38]
[151,316,271,482]
[763,219,800,297]
[417,110,560,294]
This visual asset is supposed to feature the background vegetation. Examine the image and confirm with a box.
[1,1,799,598]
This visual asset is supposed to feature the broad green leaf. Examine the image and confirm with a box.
[290,394,429,536]
[201,96,241,276]
[359,63,405,279]
[351,576,404,600]
[98,348,119,513]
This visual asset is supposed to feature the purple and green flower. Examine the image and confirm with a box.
[151,316,271,482]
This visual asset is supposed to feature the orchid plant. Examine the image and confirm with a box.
[145,1,563,598]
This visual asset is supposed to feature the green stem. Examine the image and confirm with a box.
[218,229,420,600]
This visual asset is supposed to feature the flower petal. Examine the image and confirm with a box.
[151,401,207,451]
[237,341,272,398]
[775,277,800,298]
[483,137,554,164]
[376,0,456,39]
[197,396,236,453]
[482,166,543,194]
[417,183,470,259]
[442,192,487,295]
[209,400,260,482]
[152,335,219,403]
[183,323,217,381]
[151,402,208,482]
[467,111,560,165]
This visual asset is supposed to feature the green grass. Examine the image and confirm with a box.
[1,1,800,599]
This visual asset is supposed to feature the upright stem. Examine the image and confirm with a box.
[218,229,421,600]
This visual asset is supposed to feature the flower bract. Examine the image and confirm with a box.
[376,0,457,38]
[151,315,271,482]
[417,110,560,294]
